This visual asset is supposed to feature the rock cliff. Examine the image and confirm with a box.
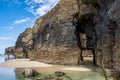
[5,0,120,78]
[15,28,33,58]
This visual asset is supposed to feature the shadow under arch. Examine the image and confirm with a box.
[73,13,97,66]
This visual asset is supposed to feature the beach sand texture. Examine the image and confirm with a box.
[0,59,91,71]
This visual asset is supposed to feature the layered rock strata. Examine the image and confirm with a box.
[5,0,120,78]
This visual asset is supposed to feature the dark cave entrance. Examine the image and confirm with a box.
[74,13,97,65]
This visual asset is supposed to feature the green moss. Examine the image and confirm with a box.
[101,68,108,80]
[16,69,106,80]
[16,73,24,80]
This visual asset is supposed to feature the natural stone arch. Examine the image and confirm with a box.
[74,13,97,65]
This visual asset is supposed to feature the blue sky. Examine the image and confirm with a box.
[0,0,60,54]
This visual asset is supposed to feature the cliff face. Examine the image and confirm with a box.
[15,28,33,58]
[14,0,81,65]
[95,0,120,70]
[32,0,81,65]
[108,0,120,71]
[6,0,120,75]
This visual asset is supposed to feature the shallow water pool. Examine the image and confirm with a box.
[0,55,17,80]
[0,67,16,80]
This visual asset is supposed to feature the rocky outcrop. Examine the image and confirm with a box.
[23,68,38,77]
[5,46,15,60]
[5,0,120,78]
[5,46,15,55]
[16,0,81,65]
[24,68,33,77]
[15,28,33,58]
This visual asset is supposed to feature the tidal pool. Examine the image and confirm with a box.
[0,55,106,80]
[0,67,16,80]
[0,55,17,80]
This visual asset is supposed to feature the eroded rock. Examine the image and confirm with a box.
[23,68,38,78]
[24,68,33,77]
[54,71,65,77]
[5,0,120,79]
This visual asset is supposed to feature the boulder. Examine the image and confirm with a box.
[54,71,65,77]
[24,68,33,77]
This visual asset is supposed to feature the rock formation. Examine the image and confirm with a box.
[11,28,33,58]
[23,68,38,77]
[5,46,15,55]
[5,46,15,60]
[5,0,120,79]
[15,0,81,65]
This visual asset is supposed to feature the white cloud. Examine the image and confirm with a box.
[0,43,14,54]
[14,18,30,24]
[4,26,14,31]
[8,26,13,30]
[36,5,50,15]
[32,0,44,3]
[0,37,12,40]
[4,17,32,31]
[7,26,14,31]
[24,0,60,16]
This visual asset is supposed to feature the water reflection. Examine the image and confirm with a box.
[0,55,17,80]
[0,67,16,80]
[0,54,5,63]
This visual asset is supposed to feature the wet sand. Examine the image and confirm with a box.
[0,59,91,72]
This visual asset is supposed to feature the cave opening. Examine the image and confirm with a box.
[74,13,97,65]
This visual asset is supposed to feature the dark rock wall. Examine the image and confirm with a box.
[15,28,33,58]
[31,0,80,65]
[5,0,120,73]
[95,0,120,70]
[94,0,115,68]
[108,0,120,71]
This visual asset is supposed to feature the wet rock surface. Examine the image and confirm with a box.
[24,68,33,77]
[36,71,71,80]
[54,71,65,77]
[23,68,39,78]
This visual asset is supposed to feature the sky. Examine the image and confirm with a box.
[0,0,60,54]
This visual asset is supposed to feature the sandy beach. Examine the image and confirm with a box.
[0,59,91,71]
[0,59,52,68]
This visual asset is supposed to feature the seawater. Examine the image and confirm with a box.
[0,54,16,80]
